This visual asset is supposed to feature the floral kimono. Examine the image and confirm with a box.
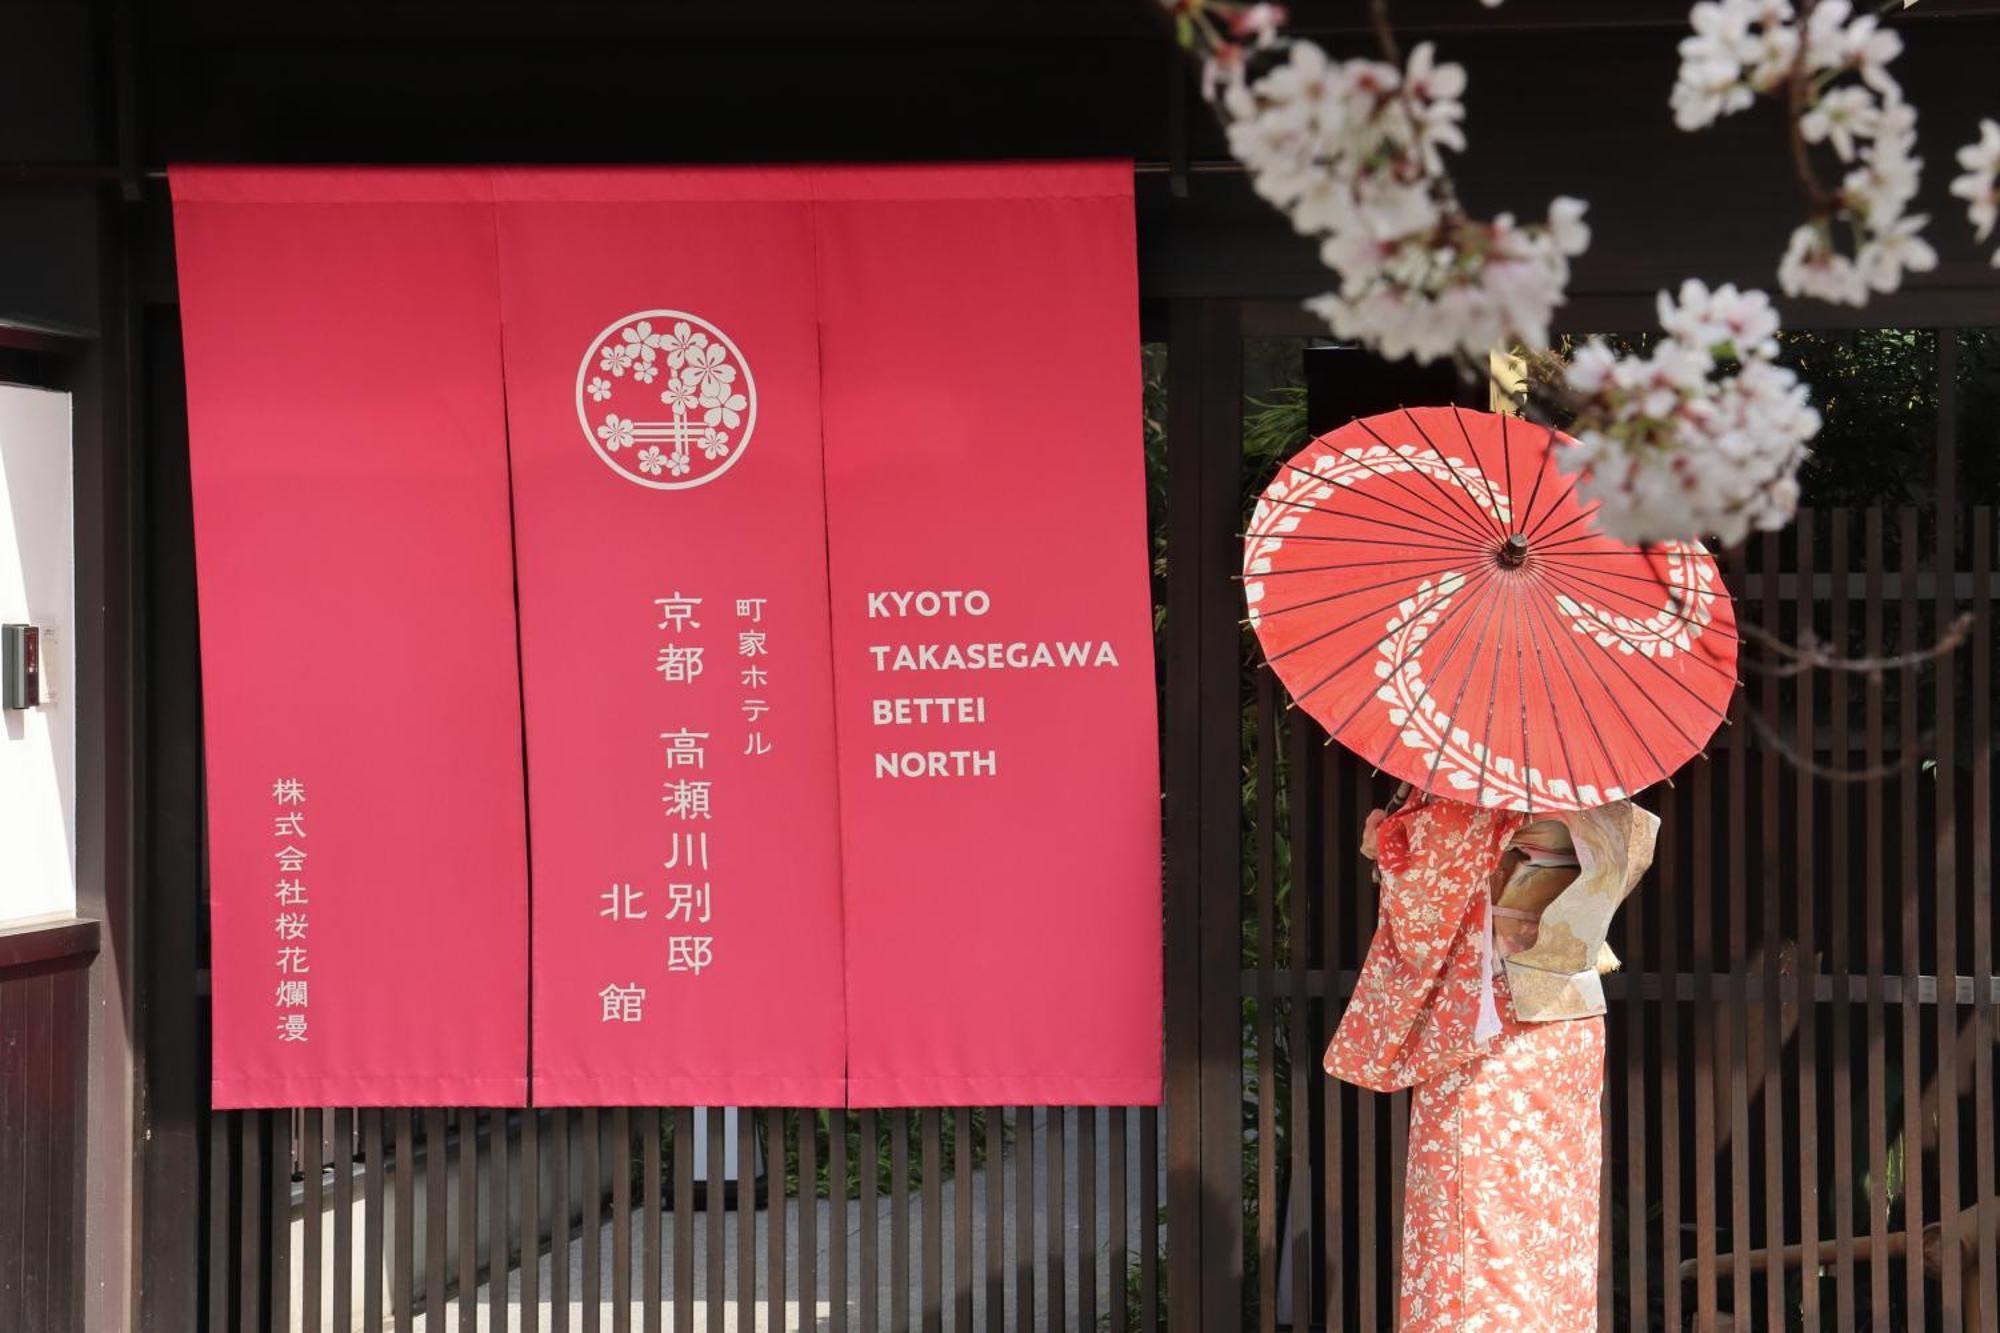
[1325,794,1656,1333]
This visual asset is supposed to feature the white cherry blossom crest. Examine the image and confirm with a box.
[576,309,757,491]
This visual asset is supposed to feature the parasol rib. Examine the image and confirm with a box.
[1235,550,1509,580]
[1368,564,1504,772]
[1530,561,1743,696]
[1431,407,1515,540]
[1529,552,1742,646]
[1395,577,1511,792]
[1251,558,1497,625]
[1516,579,1596,807]
[1352,414,1511,545]
[1237,531,1491,555]
[1511,423,1558,547]
[1521,577,1682,789]
[1520,556,1744,648]
[1296,565,1500,720]
[1521,468,1587,544]
[1448,580,1504,808]
[1511,580,1532,817]
[1524,504,1610,552]
[1520,581,1646,799]
[1524,566,1720,751]
[1262,569,1490,671]
[1270,449,1501,551]
[1250,488,1494,553]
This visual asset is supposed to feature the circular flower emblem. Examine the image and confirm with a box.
[576,310,757,490]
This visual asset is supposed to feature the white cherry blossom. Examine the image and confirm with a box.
[1561,282,1819,546]
[1951,118,2000,264]
[1674,0,1933,309]
[1208,32,1588,365]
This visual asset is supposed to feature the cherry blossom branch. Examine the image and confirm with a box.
[1740,703,1931,782]
[1739,608,1973,680]
[1154,0,1977,775]
[1676,0,1935,305]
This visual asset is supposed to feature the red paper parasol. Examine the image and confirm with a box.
[1244,406,1737,813]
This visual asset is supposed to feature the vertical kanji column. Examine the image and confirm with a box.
[173,167,531,1107]
[496,169,847,1105]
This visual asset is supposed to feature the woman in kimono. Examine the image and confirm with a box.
[1325,789,1657,1333]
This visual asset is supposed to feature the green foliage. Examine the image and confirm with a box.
[775,1108,999,1200]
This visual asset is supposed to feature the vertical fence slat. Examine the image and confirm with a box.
[269,1110,291,1333]
[831,1110,849,1333]
[636,1110,658,1333]
[891,1108,910,1333]
[772,1109,790,1333]
[1013,1108,1032,1332]
[738,1108,757,1329]
[1937,332,1965,1329]
[365,1110,386,1333]
[1798,516,1822,1332]
[1865,509,1892,1330]
[208,1108,231,1333]
[1287,713,1313,1333]
[434,1096,458,1328]
[1254,672,1276,1333]
[1759,530,1787,1333]
[803,1110,821,1333]
[1139,1106,1158,1333]
[613,1107,632,1333]
[395,1110,415,1333]
[486,1112,508,1328]
[642,1109,662,1333]
[860,1108,880,1333]
[334,1108,355,1333]
[1901,508,1928,1330]
[673,1108,694,1333]
[491,1111,512,1333]
[1108,1108,1126,1333]
[552,1108,572,1330]
[1657,771,1684,1333]
[303,1107,323,1333]
[583,1107,602,1333]
[706,1107,726,1333]
[953,1108,973,1333]
[240,1111,264,1333]
[1046,1108,1067,1333]
[1726,579,1754,1328]
[1831,511,1858,1333]
[1322,751,1347,1331]
[1693,714,1719,1329]
[921,1109,942,1333]
[916,1104,940,1328]
[1973,507,1996,1332]
[1079,1109,1098,1333]
[523,1111,541,1333]
[985,1110,1004,1333]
